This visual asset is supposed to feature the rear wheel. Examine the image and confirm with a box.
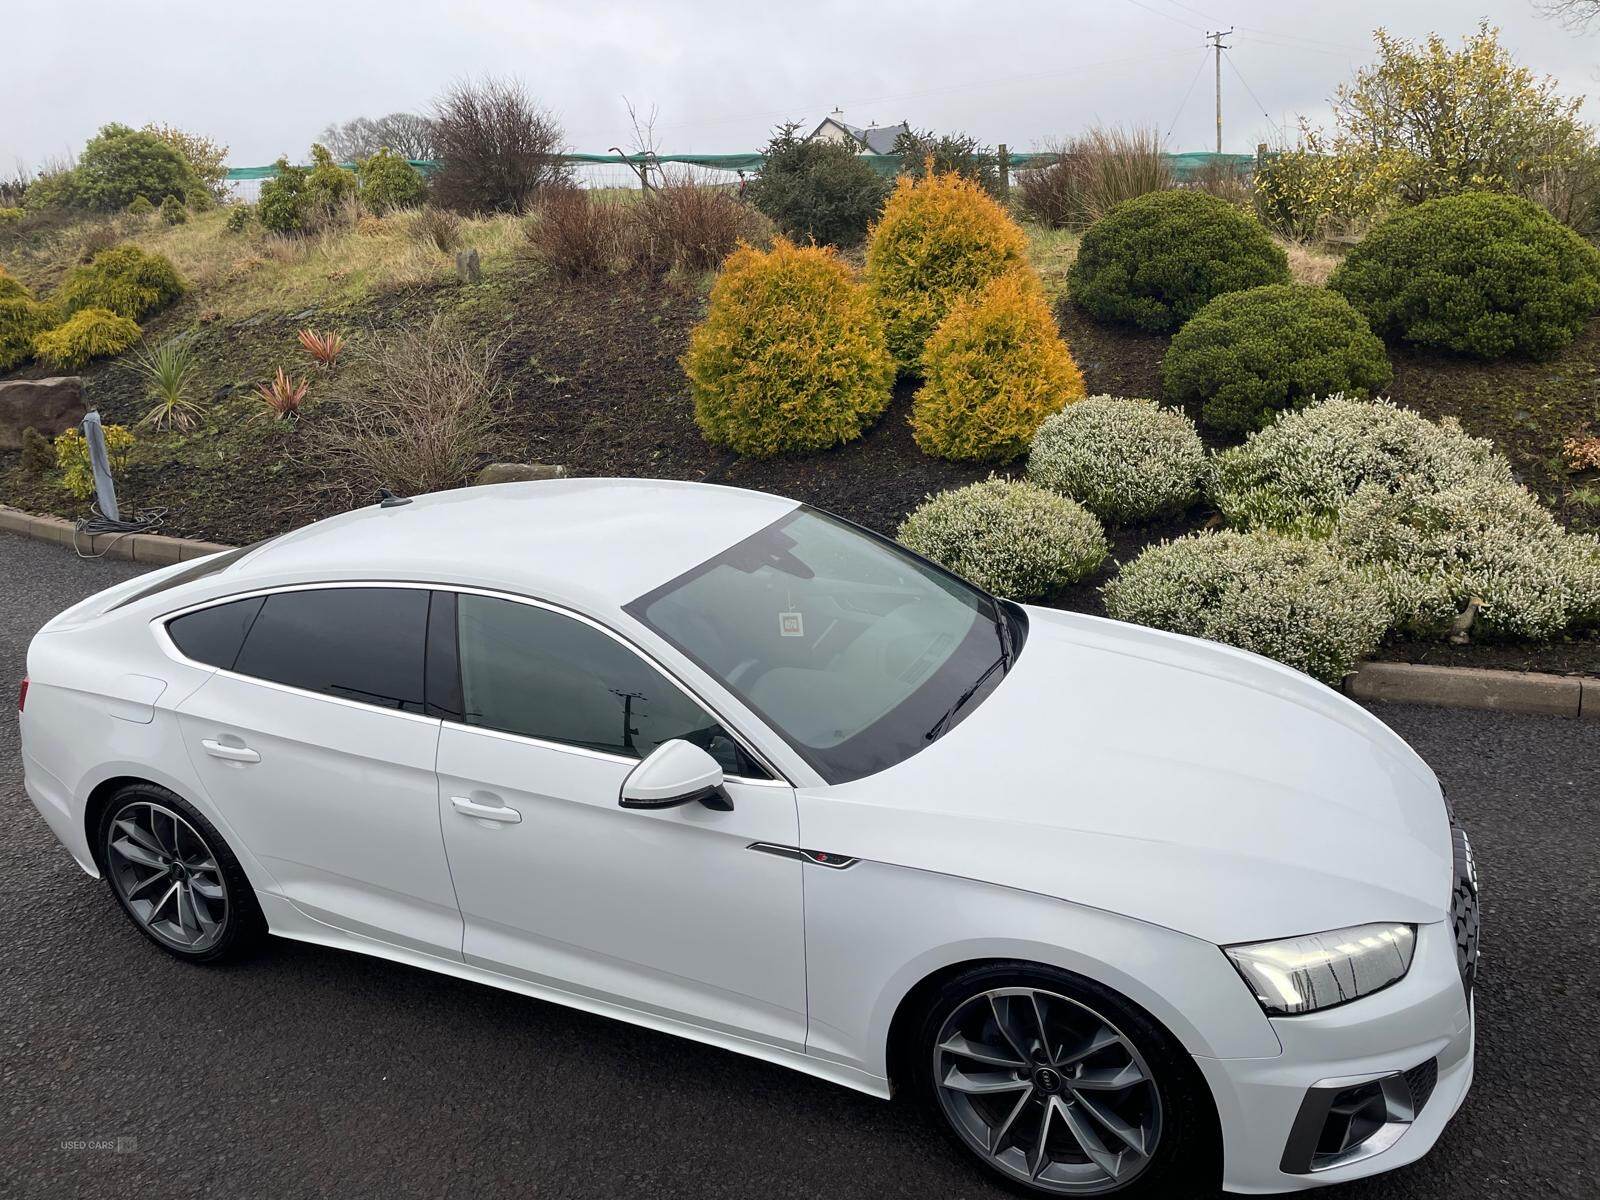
[910,962,1219,1197]
[99,783,264,963]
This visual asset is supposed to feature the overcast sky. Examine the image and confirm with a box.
[6,0,1600,175]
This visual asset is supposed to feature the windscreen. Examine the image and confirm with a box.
[626,508,1018,784]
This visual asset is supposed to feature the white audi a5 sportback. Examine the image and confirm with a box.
[20,479,1477,1197]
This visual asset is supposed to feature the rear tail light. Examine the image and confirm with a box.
[17,677,27,712]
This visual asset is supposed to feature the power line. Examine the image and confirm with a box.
[1118,0,1208,33]
[1224,49,1285,143]
[1165,46,1214,144]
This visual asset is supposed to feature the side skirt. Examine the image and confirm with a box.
[255,893,891,1100]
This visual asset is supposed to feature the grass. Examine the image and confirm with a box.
[0,207,527,319]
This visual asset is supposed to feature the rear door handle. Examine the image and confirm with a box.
[451,795,522,824]
[201,738,260,764]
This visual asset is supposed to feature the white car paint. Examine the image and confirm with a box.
[18,478,1473,1194]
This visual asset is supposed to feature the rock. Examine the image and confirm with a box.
[0,377,86,450]
[456,248,482,283]
[476,462,567,486]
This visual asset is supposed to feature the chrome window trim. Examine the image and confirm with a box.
[151,579,792,787]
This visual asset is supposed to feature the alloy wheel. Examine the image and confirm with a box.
[105,801,230,953]
[932,986,1162,1194]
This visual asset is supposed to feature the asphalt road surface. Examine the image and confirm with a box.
[2,528,1597,1199]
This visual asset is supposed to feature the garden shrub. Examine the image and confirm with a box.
[911,272,1085,461]
[1067,189,1289,332]
[357,147,427,211]
[305,145,358,223]
[258,158,310,234]
[57,244,185,321]
[0,206,22,225]
[1026,396,1205,523]
[54,423,135,498]
[526,187,633,277]
[34,307,141,369]
[126,195,155,218]
[747,123,889,248]
[684,238,894,458]
[225,204,255,233]
[21,427,56,475]
[1209,395,1515,533]
[891,127,1001,195]
[1161,284,1392,433]
[1332,477,1600,640]
[1,294,48,371]
[633,175,772,274]
[0,269,29,301]
[429,77,570,214]
[159,194,187,225]
[864,168,1029,371]
[1101,530,1390,684]
[1329,191,1600,359]
[74,123,202,211]
[898,478,1108,599]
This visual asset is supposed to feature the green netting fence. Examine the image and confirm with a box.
[224,151,1258,183]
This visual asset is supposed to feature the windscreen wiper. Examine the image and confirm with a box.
[923,652,1007,743]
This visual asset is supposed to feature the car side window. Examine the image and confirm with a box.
[453,592,769,778]
[230,587,429,713]
[166,596,265,670]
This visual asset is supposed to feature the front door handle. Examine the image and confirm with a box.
[202,738,260,764]
[451,795,522,824]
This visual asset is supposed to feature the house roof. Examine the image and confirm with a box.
[807,117,909,155]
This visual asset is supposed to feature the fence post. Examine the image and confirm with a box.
[997,143,1009,200]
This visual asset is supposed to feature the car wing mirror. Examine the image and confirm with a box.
[619,740,733,812]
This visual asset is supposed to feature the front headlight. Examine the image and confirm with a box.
[1224,923,1416,1015]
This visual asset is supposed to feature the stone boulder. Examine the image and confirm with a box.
[0,377,86,450]
[475,462,567,486]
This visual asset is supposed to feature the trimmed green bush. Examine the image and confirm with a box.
[1329,191,1600,359]
[746,123,889,248]
[684,237,894,457]
[159,194,187,225]
[1209,395,1515,533]
[1102,530,1390,684]
[57,244,185,321]
[1027,396,1205,524]
[74,123,203,211]
[33,307,141,369]
[1067,189,1289,332]
[1162,284,1392,433]
[865,169,1030,371]
[898,478,1108,598]
[912,272,1086,461]
[358,147,427,211]
[127,195,155,217]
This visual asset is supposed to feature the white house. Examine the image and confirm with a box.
[806,116,909,155]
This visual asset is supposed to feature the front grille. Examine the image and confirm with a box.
[1450,822,1480,997]
[1403,1058,1438,1115]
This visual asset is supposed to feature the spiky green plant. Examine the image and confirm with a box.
[132,338,202,431]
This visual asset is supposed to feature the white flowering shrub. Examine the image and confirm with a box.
[1101,530,1390,684]
[1209,395,1514,533]
[1333,478,1600,640]
[898,477,1109,599]
[1025,396,1206,524]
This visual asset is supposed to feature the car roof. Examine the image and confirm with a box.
[219,478,800,614]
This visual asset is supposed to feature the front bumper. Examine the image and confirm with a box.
[1199,919,1474,1193]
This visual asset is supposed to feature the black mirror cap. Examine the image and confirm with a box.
[619,784,733,812]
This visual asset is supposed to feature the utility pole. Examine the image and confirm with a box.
[1207,28,1232,154]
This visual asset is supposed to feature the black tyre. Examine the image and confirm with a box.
[909,961,1221,1197]
[98,782,265,963]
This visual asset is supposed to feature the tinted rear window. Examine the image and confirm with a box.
[232,587,429,712]
[166,596,265,670]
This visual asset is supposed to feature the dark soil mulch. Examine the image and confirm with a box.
[3,263,1596,675]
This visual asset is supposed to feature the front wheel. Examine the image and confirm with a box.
[99,783,264,963]
[910,963,1220,1197]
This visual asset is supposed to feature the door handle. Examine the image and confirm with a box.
[202,738,261,764]
[451,795,522,824]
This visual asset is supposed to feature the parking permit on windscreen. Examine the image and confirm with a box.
[779,611,804,637]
